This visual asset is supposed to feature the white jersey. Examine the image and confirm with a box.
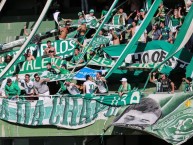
[85,14,96,23]
[95,77,108,93]
[20,80,34,94]
[83,80,97,94]
[67,83,80,95]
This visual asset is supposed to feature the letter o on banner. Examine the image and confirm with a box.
[142,53,149,63]
[152,51,160,63]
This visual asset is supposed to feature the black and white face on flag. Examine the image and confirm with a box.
[112,98,162,130]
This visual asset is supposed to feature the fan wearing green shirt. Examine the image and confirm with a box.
[70,48,84,64]
[101,5,109,18]
[155,2,166,22]
[4,78,21,100]
[52,62,69,75]
[170,7,184,33]
[118,78,131,97]
[159,21,173,43]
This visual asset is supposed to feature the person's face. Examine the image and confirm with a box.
[122,110,158,125]
[174,9,178,15]
[90,51,94,55]
[96,73,101,78]
[122,81,127,85]
[140,11,145,15]
[47,42,51,48]
[6,56,11,60]
[90,12,94,16]
[34,75,40,81]
[119,9,123,13]
[99,30,103,35]
[65,82,70,86]
[75,49,79,55]
[79,15,83,18]
[160,74,165,79]
[66,25,70,28]
[25,75,30,82]
[160,22,164,27]
[153,25,156,30]
[61,65,66,69]
[27,51,31,56]
[132,22,136,27]
[89,76,92,81]
[7,82,12,86]
[47,64,51,69]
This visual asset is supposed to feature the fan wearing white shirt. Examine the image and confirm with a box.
[85,9,96,23]
[65,80,81,95]
[83,75,97,94]
[17,74,34,95]
[94,72,108,93]
[16,74,35,101]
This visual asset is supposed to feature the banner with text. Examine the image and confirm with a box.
[0,91,141,129]
[0,39,77,62]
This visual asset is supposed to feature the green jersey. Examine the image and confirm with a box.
[171,16,181,26]
[118,83,131,93]
[101,10,108,17]
[71,53,84,63]
[5,82,21,98]
[161,26,170,40]
[158,7,166,21]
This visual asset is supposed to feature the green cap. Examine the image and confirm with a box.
[89,9,94,13]
[78,12,82,16]
[140,9,145,12]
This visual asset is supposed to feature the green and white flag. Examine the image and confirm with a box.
[0,40,77,77]
[0,91,141,129]
[0,57,67,77]
[88,56,125,68]
[91,35,110,48]
[112,92,193,145]
[0,39,77,59]
[103,41,193,71]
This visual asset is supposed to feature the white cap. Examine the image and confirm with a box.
[120,78,127,82]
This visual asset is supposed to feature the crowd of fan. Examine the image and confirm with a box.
[74,1,190,45]
[1,68,192,101]
[1,1,192,64]
[0,70,110,101]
